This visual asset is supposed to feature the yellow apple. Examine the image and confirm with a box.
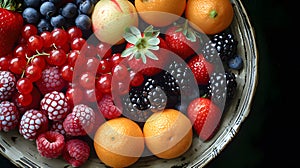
[91,0,139,45]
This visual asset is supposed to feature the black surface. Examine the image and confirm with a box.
[1,0,295,167]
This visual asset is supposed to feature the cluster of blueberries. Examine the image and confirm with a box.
[22,0,98,35]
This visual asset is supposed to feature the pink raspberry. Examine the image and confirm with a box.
[63,104,95,136]
[98,94,122,119]
[0,70,16,101]
[0,101,20,132]
[62,139,90,167]
[50,120,66,135]
[19,109,49,140]
[35,66,67,95]
[40,91,70,121]
[36,131,65,158]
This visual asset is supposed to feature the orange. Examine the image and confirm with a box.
[134,0,186,27]
[93,117,144,168]
[185,0,234,35]
[143,109,193,159]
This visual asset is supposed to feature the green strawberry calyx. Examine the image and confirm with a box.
[121,25,161,64]
[0,0,22,11]
[174,20,205,43]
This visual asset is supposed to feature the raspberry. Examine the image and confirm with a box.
[40,91,70,121]
[63,104,95,136]
[0,70,16,101]
[19,109,49,140]
[36,131,65,158]
[62,139,90,167]
[50,120,66,135]
[35,66,67,95]
[98,94,122,119]
[0,101,20,132]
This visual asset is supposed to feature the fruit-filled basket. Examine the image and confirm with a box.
[0,0,258,167]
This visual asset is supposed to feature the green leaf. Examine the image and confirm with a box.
[121,47,137,58]
[186,29,196,42]
[130,26,142,38]
[148,37,160,46]
[147,45,159,51]
[123,32,139,45]
[141,53,147,63]
[145,50,158,60]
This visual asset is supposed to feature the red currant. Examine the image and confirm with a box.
[22,24,38,39]
[61,65,74,82]
[16,93,32,107]
[40,31,53,49]
[30,56,46,70]
[16,78,33,94]
[13,44,33,59]
[9,57,27,75]
[79,72,96,89]
[27,35,44,52]
[67,26,82,40]
[97,58,112,74]
[96,42,112,59]
[70,37,85,50]
[96,73,112,94]
[0,55,12,71]
[25,65,42,82]
[52,28,69,46]
[47,49,67,66]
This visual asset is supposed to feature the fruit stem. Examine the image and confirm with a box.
[209,10,218,18]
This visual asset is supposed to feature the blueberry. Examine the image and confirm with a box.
[75,14,91,30]
[61,3,78,19]
[23,0,41,9]
[50,15,66,28]
[228,55,243,70]
[79,0,94,15]
[49,0,60,5]
[37,19,53,33]
[75,0,84,6]
[40,1,56,18]
[22,7,40,24]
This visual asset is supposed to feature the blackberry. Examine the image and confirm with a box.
[122,77,167,122]
[161,60,197,97]
[159,60,199,113]
[202,31,238,63]
[121,95,152,123]
[207,71,237,108]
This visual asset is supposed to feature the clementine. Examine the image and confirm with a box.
[134,0,186,27]
[93,117,144,168]
[143,109,193,159]
[185,0,234,35]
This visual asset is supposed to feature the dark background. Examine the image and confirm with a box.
[1,0,295,167]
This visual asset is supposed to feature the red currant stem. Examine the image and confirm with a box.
[21,51,50,78]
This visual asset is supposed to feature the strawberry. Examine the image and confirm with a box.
[187,97,222,141]
[0,0,23,57]
[165,20,202,60]
[187,54,214,85]
[121,25,170,76]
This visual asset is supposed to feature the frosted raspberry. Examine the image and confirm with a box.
[19,109,49,140]
[40,91,70,121]
[63,104,95,136]
[98,94,122,119]
[0,101,20,132]
[36,131,65,158]
[0,70,16,101]
[35,66,67,95]
[50,120,66,135]
[62,139,90,167]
